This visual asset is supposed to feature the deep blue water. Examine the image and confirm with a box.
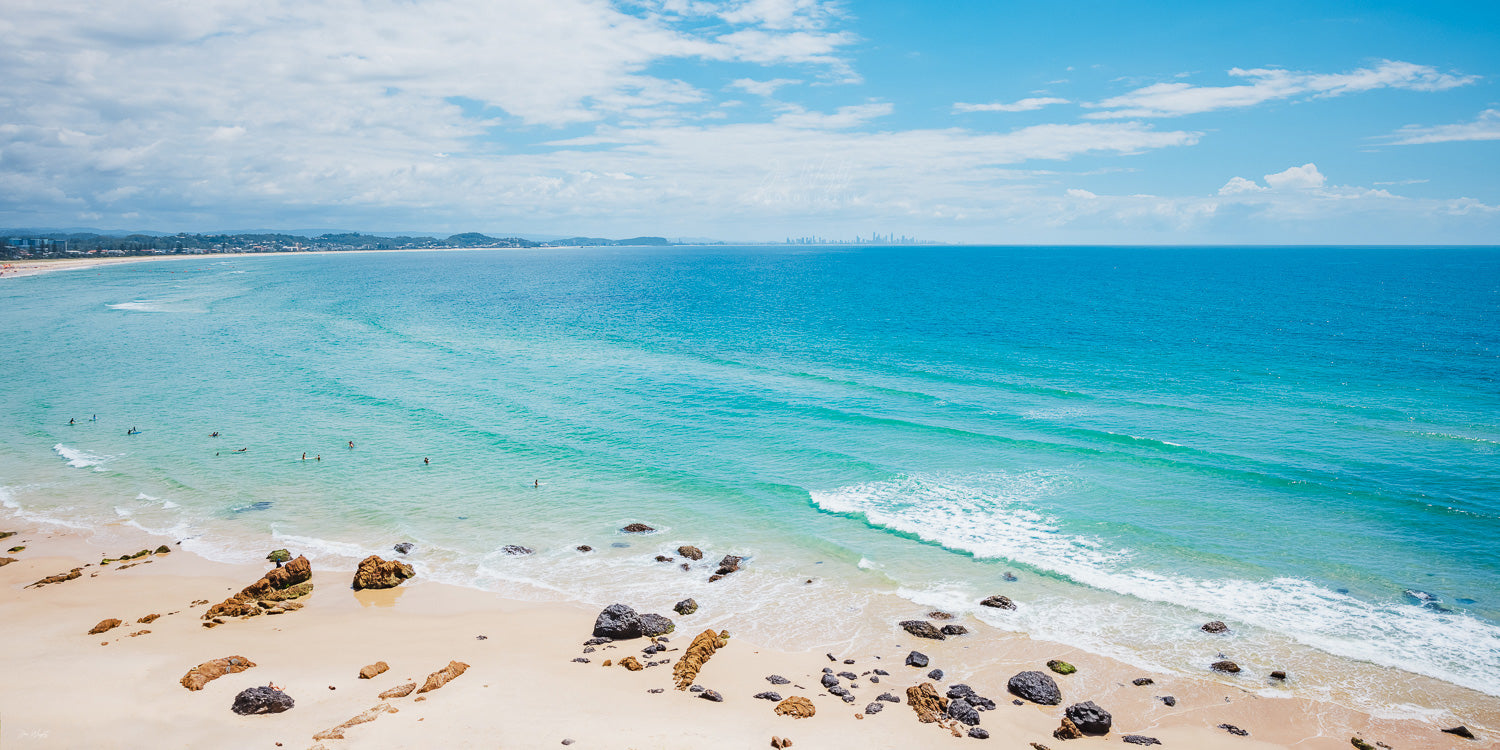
[2,245,1497,709]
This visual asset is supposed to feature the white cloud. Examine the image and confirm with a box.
[1263,163,1326,190]
[730,78,803,97]
[953,97,1070,114]
[1385,109,1500,145]
[1086,61,1477,119]
[1065,188,1097,199]
[773,102,892,129]
[1218,176,1266,195]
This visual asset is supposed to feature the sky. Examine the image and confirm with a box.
[2,0,1498,243]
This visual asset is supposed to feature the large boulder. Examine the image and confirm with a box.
[1064,701,1112,735]
[677,545,703,561]
[980,595,1016,610]
[622,523,655,533]
[593,603,643,639]
[352,555,415,590]
[1201,620,1229,634]
[231,686,294,715]
[899,620,946,640]
[674,598,698,615]
[1211,660,1241,673]
[1007,670,1061,705]
[639,613,675,637]
[906,682,948,723]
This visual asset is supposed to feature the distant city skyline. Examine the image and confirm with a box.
[2,1,1497,244]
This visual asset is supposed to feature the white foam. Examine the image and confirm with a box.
[810,472,1500,698]
[52,443,111,471]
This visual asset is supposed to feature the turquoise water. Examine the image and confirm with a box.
[2,246,1497,714]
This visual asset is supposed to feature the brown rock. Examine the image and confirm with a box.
[1031,744,1052,750]
[677,545,704,560]
[378,682,417,699]
[88,618,123,635]
[27,567,83,587]
[204,556,314,619]
[359,661,390,679]
[619,656,644,671]
[0,557,15,567]
[1202,620,1230,634]
[622,523,655,533]
[352,555,415,590]
[416,660,469,693]
[673,628,729,689]
[180,655,257,690]
[773,696,816,719]
[1054,717,1084,740]
[312,702,398,741]
[137,613,161,624]
[928,611,954,620]
[1211,660,1241,673]
[906,682,948,723]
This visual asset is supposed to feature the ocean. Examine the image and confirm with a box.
[2,245,1496,721]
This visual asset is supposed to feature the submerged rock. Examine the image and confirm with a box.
[1201,620,1230,634]
[393,542,414,555]
[1211,660,1241,674]
[231,686,294,715]
[709,554,743,582]
[502,545,533,555]
[1064,701,1111,735]
[1271,670,1287,680]
[576,545,593,552]
[899,620,946,640]
[622,523,655,533]
[980,595,1016,610]
[352,555,413,591]
[1007,671,1062,705]
[594,604,643,639]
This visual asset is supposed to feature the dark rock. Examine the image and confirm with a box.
[841,693,856,704]
[622,523,654,533]
[700,689,723,702]
[1047,659,1076,675]
[676,545,703,560]
[877,692,900,703]
[1131,677,1154,686]
[502,545,533,555]
[929,610,955,620]
[821,673,840,689]
[837,671,857,681]
[583,637,612,646]
[941,624,969,636]
[1122,736,1161,746]
[873,669,889,676]
[1013,700,1024,706]
[843,658,855,664]
[980,595,1016,610]
[393,542,414,555]
[576,545,592,552]
[639,613,675,637]
[755,691,782,701]
[969,727,990,739]
[654,555,672,563]
[1270,670,1287,680]
[928,669,944,681]
[765,675,789,686]
[971,696,996,710]
[1351,739,1376,750]
[571,657,589,663]
[947,698,981,726]
[906,651,929,668]
[592,604,642,639]
[1218,724,1249,736]
[1441,726,1476,739]
[674,598,698,615]
[562,740,574,746]
[864,701,884,714]
[1160,696,1176,707]
[1064,701,1111,735]
[827,653,837,661]
[822,667,833,674]
[870,676,880,683]
[947,684,976,700]
[1211,660,1241,673]
[689,685,704,693]
[900,620,946,640]
[1007,671,1062,705]
[829,686,849,698]
[231,686,294,715]
[648,688,663,694]
[1202,620,1230,634]
[643,644,661,655]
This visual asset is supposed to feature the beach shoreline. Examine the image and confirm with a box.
[1,513,1485,749]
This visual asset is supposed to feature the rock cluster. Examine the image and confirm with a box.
[1122,737,1161,746]
[709,555,742,582]
[1007,670,1062,705]
[206,555,314,618]
[906,682,948,723]
[673,629,729,689]
[231,686,294,715]
[774,696,815,719]
[181,655,256,691]
[1218,723,1250,736]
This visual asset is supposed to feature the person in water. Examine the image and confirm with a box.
[235,447,247,452]
[348,441,354,449]
[69,418,75,425]
[424,457,429,465]
[301,453,306,461]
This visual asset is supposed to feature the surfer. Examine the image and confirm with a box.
[235,447,247,452]
[210,431,219,437]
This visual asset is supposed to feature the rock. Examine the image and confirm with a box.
[417,660,469,693]
[0,557,14,567]
[928,669,944,681]
[774,696,816,719]
[1131,677,1154,686]
[639,613,675,637]
[677,545,704,560]
[1064,701,1111,735]
[1270,670,1287,680]
[576,545,593,552]
[359,661,390,679]
[929,610,955,620]
[821,673,840,689]
[1030,744,1049,750]
[1053,717,1083,740]
[1123,736,1162,746]
[502,545,533,555]
[670,598,698,616]
[672,628,729,689]
[870,676,880,683]
[583,636,612,646]
[266,549,291,566]
[906,651,930,668]
[352,555,413,591]
[1351,740,1376,750]
[689,684,703,692]
[572,658,589,663]
[394,542,414,555]
[1201,620,1230,634]
[1160,696,1176,707]
[593,604,643,639]
[837,671,857,680]
[874,668,888,675]
[1007,671,1062,705]
[181,656,257,691]
[27,567,83,587]
[562,740,574,746]
[1047,660,1076,675]
[137,613,160,624]
[1218,723,1249,736]
[877,692,901,703]
[711,554,743,580]
[622,523,654,533]
[89,618,122,635]
[231,686,294,715]
[941,624,969,636]
[654,555,673,563]
[906,682,948,723]
[154,545,171,554]
[969,728,990,739]
[947,698,981,726]
[1211,660,1241,673]
[756,691,783,701]
[900,620,946,640]
[767,675,790,685]
[980,595,1016,610]
[378,682,416,699]
[619,656,643,671]
[700,689,724,702]
[1441,726,1476,739]
[313,702,397,740]
[947,684,976,700]
[865,701,884,714]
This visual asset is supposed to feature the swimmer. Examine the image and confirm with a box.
[302,453,306,461]
[348,441,354,449]
[315,455,321,461]
[424,457,429,465]
[210,431,219,437]
[235,447,247,452]
[534,479,539,487]
[69,418,75,425]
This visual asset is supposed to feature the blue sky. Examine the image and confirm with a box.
[2,0,1497,242]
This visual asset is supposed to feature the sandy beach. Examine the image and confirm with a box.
[0,517,1485,750]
